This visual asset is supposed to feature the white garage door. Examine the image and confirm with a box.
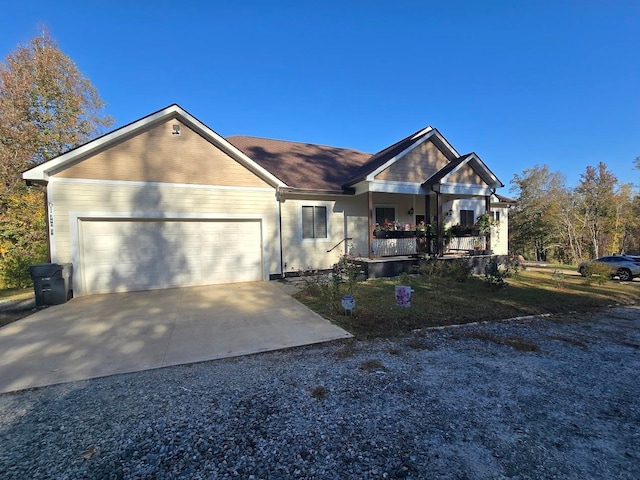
[80,219,262,294]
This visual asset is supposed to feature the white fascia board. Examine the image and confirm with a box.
[23,104,287,189]
[369,181,424,194]
[440,154,502,190]
[435,184,495,196]
[428,128,461,158]
[352,180,428,195]
[466,155,502,188]
[351,181,370,196]
[365,127,434,181]
[178,110,286,189]
[23,105,184,182]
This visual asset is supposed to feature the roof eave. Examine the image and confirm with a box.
[279,187,355,196]
[22,104,287,189]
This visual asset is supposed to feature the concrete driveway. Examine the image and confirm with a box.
[0,282,352,394]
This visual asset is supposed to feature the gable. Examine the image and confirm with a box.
[447,163,484,184]
[53,119,271,188]
[375,138,449,183]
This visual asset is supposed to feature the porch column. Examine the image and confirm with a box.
[424,194,431,255]
[436,191,443,256]
[368,191,374,259]
[485,195,492,254]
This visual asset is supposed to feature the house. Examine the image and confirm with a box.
[23,104,510,297]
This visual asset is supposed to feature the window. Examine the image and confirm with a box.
[302,206,327,239]
[460,209,475,227]
[375,207,395,226]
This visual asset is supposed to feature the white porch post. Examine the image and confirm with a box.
[485,194,492,253]
[368,191,374,259]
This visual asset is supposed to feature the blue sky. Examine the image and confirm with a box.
[2,1,639,190]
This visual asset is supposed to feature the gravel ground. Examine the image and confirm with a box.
[1,307,639,479]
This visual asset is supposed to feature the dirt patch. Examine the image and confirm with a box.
[0,298,36,328]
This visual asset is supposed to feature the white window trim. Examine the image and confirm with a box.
[300,201,331,243]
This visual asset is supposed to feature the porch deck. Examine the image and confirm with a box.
[357,252,505,279]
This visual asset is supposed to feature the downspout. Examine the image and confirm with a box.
[368,191,374,259]
[277,188,285,278]
[44,188,51,263]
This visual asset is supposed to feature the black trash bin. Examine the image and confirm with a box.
[28,263,73,307]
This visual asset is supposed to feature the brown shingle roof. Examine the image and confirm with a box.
[494,193,516,203]
[226,136,371,191]
[342,127,434,187]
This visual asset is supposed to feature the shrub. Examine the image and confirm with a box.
[582,262,613,285]
[0,244,47,289]
[484,258,508,289]
[333,255,365,294]
[418,258,473,282]
[301,256,364,313]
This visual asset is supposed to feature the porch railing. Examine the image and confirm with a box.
[372,234,485,257]
[447,235,486,253]
[372,237,417,256]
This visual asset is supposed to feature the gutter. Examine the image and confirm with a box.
[278,187,355,196]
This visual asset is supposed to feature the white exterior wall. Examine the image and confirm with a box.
[47,178,280,294]
[443,198,509,255]
[279,195,368,273]
[491,206,509,255]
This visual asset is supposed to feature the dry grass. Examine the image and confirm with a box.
[310,386,327,399]
[0,288,32,302]
[458,331,540,352]
[334,340,357,359]
[547,335,588,348]
[359,359,386,372]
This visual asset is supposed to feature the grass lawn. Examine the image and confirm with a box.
[0,287,33,302]
[294,269,640,339]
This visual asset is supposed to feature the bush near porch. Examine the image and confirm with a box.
[294,269,640,339]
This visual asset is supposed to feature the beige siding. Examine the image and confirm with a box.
[376,139,449,182]
[54,119,270,188]
[491,207,509,255]
[48,181,280,291]
[448,164,484,184]
[280,196,369,272]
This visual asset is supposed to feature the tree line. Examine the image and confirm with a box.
[0,30,112,287]
[509,162,639,263]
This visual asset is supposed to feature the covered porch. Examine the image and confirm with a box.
[338,126,505,263]
[364,186,497,260]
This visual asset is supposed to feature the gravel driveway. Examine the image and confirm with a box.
[1,307,639,479]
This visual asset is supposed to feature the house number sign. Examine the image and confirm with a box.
[48,202,54,236]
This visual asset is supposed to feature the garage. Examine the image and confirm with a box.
[79,219,263,294]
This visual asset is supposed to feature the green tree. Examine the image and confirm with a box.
[573,162,620,258]
[0,30,113,287]
[509,165,566,261]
